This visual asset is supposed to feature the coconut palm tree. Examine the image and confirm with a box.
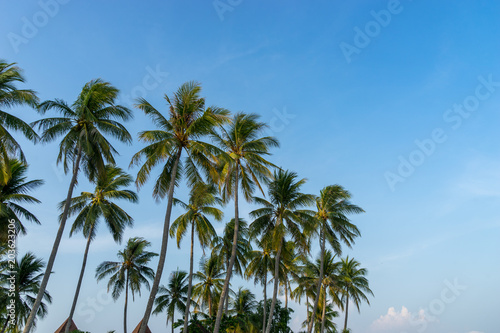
[230,287,258,332]
[244,238,272,330]
[153,269,188,333]
[0,159,43,241]
[0,252,51,332]
[130,81,229,333]
[169,182,223,333]
[96,237,157,333]
[250,169,314,333]
[211,112,278,333]
[63,165,138,333]
[192,254,225,317]
[339,257,373,332]
[25,79,132,333]
[308,185,363,333]
[303,292,339,333]
[211,218,251,315]
[305,250,342,333]
[0,60,39,184]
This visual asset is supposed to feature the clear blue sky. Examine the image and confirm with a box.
[1,1,500,332]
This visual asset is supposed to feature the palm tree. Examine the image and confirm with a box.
[244,238,272,330]
[250,169,314,333]
[153,269,188,333]
[305,250,342,333]
[96,237,157,333]
[0,159,43,241]
[192,254,225,317]
[212,112,278,333]
[25,79,132,333]
[0,60,39,184]
[63,165,138,333]
[169,182,223,333]
[303,293,339,333]
[130,81,229,333]
[308,185,363,333]
[0,252,51,332]
[339,257,373,332]
[230,287,258,332]
[211,218,251,315]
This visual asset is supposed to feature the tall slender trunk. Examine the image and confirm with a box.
[139,148,182,333]
[171,314,175,333]
[213,163,239,333]
[223,257,229,315]
[285,280,288,310]
[308,226,325,333]
[320,288,327,333]
[343,293,349,332]
[265,236,282,333]
[262,259,267,332]
[24,146,83,333]
[306,296,309,326]
[182,223,195,333]
[65,227,93,333]
[124,271,129,333]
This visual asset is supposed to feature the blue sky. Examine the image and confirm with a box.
[1,0,500,332]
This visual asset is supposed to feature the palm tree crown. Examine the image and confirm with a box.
[96,237,157,333]
[0,60,39,183]
[0,159,43,239]
[0,252,52,332]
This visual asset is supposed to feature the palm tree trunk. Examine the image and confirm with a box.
[306,296,309,326]
[223,257,229,316]
[65,228,93,333]
[285,280,288,309]
[265,237,282,333]
[172,313,175,333]
[24,146,83,333]
[263,262,267,332]
[124,271,129,333]
[182,223,195,333]
[213,163,239,333]
[343,293,349,332]
[308,226,325,333]
[139,148,182,333]
[320,289,327,333]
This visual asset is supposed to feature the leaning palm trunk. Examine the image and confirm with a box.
[24,146,83,333]
[308,227,325,333]
[320,289,327,333]
[343,293,349,332]
[213,165,239,333]
[139,148,182,333]
[263,261,267,331]
[65,226,93,333]
[124,272,129,333]
[265,237,282,333]
[182,223,195,333]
